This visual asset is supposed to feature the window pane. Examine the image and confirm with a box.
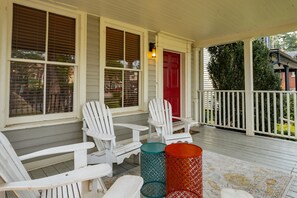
[106,27,124,68]
[10,62,44,117]
[48,13,76,63]
[12,4,46,60]
[46,65,74,113]
[125,32,140,69]
[124,71,139,107]
[104,69,122,108]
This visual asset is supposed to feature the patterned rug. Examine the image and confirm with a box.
[103,150,294,198]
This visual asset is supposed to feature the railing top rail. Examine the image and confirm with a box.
[253,90,297,93]
[197,90,245,92]
[197,90,297,94]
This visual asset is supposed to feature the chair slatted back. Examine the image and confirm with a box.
[0,132,40,198]
[149,99,173,136]
[83,101,116,148]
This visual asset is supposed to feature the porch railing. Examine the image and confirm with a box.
[197,90,297,140]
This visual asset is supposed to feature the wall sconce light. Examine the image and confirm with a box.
[149,42,156,58]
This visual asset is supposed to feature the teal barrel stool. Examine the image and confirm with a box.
[140,142,166,198]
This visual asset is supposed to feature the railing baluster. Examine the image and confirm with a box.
[223,91,226,126]
[199,91,202,123]
[242,92,245,129]
[267,92,271,134]
[227,92,230,127]
[256,92,259,131]
[205,91,209,123]
[273,92,277,134]
[214,91,217,125]
[280,93,283,136]
[232,92,235,128]
[236,91,240,128]
[202,91,205,124]
[218,91,222,125]
[210,91,213,124]
[261,92,265,132]
[293,92,297,138]
[287,92,290,136]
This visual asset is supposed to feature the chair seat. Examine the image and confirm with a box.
[113,142,142,156]
[164,133,193,144]
[87,142,141,164]
[41,183,81,197]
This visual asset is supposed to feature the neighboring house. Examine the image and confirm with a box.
[203,48,214,91]
[270,49,297,91]
[1,0,297,167]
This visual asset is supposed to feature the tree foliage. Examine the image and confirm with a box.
[207,40,281,91]
[272,32,297,52]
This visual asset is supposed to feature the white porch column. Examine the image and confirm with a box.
[193,47,200,121]
[244,39,254,136]
[0,0,8,129]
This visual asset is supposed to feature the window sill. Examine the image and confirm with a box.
[3,118,81,131]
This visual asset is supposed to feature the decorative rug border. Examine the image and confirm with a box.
[282,174,295,198]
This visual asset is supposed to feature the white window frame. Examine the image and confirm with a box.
[99,17,148,114]
[0,0,87,128]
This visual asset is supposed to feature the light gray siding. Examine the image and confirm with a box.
[148,31,157,102]
[148,59,156,102]
[203,48,213,90]
[85,15,150,139]
[86,15,100,101]
[3,122,82,156]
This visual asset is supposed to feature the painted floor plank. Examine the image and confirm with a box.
[28,125,297,197]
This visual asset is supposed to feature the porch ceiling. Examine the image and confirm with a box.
[45,0,297,47]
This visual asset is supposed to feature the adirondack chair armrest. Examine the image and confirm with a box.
[113,123,149,132]
[147,118,164,128]
[86,130,116,141]
[19,142,95,161]
[0,164,112,191]
[172,116,198,125]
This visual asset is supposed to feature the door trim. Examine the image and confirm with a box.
[156,32,193,118]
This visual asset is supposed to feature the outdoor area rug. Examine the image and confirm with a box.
[103,150,294,198]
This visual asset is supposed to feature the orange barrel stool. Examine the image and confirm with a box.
[141,142,167,198]
[165,143,203,198]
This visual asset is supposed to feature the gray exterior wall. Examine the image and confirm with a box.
[85,15,150,141]
[86,15,100,101]
[3,122,82,156]
[3,15,155,158]
[203,48,213,90]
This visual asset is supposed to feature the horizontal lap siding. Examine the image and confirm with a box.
[113,113,149,141]
[3,122,83,156]
[203,48,213,90]
[86,15,100,101]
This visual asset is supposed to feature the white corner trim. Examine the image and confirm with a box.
[156,32,194,119]
[0,0,9,129]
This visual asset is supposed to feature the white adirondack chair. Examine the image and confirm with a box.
[82,101,148,176]
[0,132,143,198]
[148,98,197,144]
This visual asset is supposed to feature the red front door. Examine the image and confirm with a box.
[163,51,181,117]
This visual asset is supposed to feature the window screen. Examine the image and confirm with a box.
[9,4,76,118]
[105,27,140,108]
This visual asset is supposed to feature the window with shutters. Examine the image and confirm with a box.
[9,4,77,121]
[104,26,142,109]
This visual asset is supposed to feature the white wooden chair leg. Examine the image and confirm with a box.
[105,149,113,177]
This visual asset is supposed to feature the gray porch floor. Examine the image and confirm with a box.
[29,126,297,197]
